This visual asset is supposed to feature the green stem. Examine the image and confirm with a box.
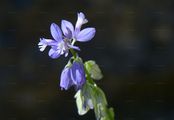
[85,67,96,85]
[70,48,77,58]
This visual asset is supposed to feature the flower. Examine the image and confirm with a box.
[60,61,86,90]
[38,12,96,59]
[61,12,96,42]
[38,23,79,59]
[60,66,73,90]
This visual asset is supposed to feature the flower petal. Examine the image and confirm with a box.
[76,28,96,42]
[60,67,73,90]
[70,62,86,89]
[68,44,80,51]
[75,12,88,32]
[48,48,61,59]
[64,51,69,57]
[39,38,57,45]
[38,38,56,51]
[61,20,74,38]
[50,23,62,41]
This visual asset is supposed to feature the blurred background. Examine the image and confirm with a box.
[1,0,174,120]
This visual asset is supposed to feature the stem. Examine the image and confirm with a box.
[70,48,77,58]
[85,67,95,85]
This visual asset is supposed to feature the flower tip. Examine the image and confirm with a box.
[38,38,47,52]
[78,12,85,17]
[89,27,96,38]
[39,38,43,41]
[51,22,57,26]
[78,12,88,23]
[91,27,96,32]
[61,20,65,25]
[61,20,66,23]
[50,23,59,31]
[61,87,66,91]
[78,12,84,15]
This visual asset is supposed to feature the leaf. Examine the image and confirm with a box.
[74,74,115,120]
[84,60,103,80]
[74,90,89,115]
[89,84,115,120]
[74,83,94,116]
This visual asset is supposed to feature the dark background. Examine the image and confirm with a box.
[1,0,174,120]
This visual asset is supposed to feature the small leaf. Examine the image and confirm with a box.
[96,86,108,106]
[74,90,89,115]
[85,60,103,80]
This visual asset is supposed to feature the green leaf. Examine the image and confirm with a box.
[84,60,103,80]
[74,90,90,115]
[88,83,115,120]
[74,66,115,120]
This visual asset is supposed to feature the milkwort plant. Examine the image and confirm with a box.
[38,12,115,120]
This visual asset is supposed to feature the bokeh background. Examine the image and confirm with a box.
[1,0,174,120]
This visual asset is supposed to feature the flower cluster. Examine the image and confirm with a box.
[38,12,115,120]
[38,12,96,59]
[38,12,96,90]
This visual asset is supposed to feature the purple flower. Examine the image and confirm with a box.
[61,12,96,42]
[60,61,86,90]
[38,23,79,59]
[38,12,96,59]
